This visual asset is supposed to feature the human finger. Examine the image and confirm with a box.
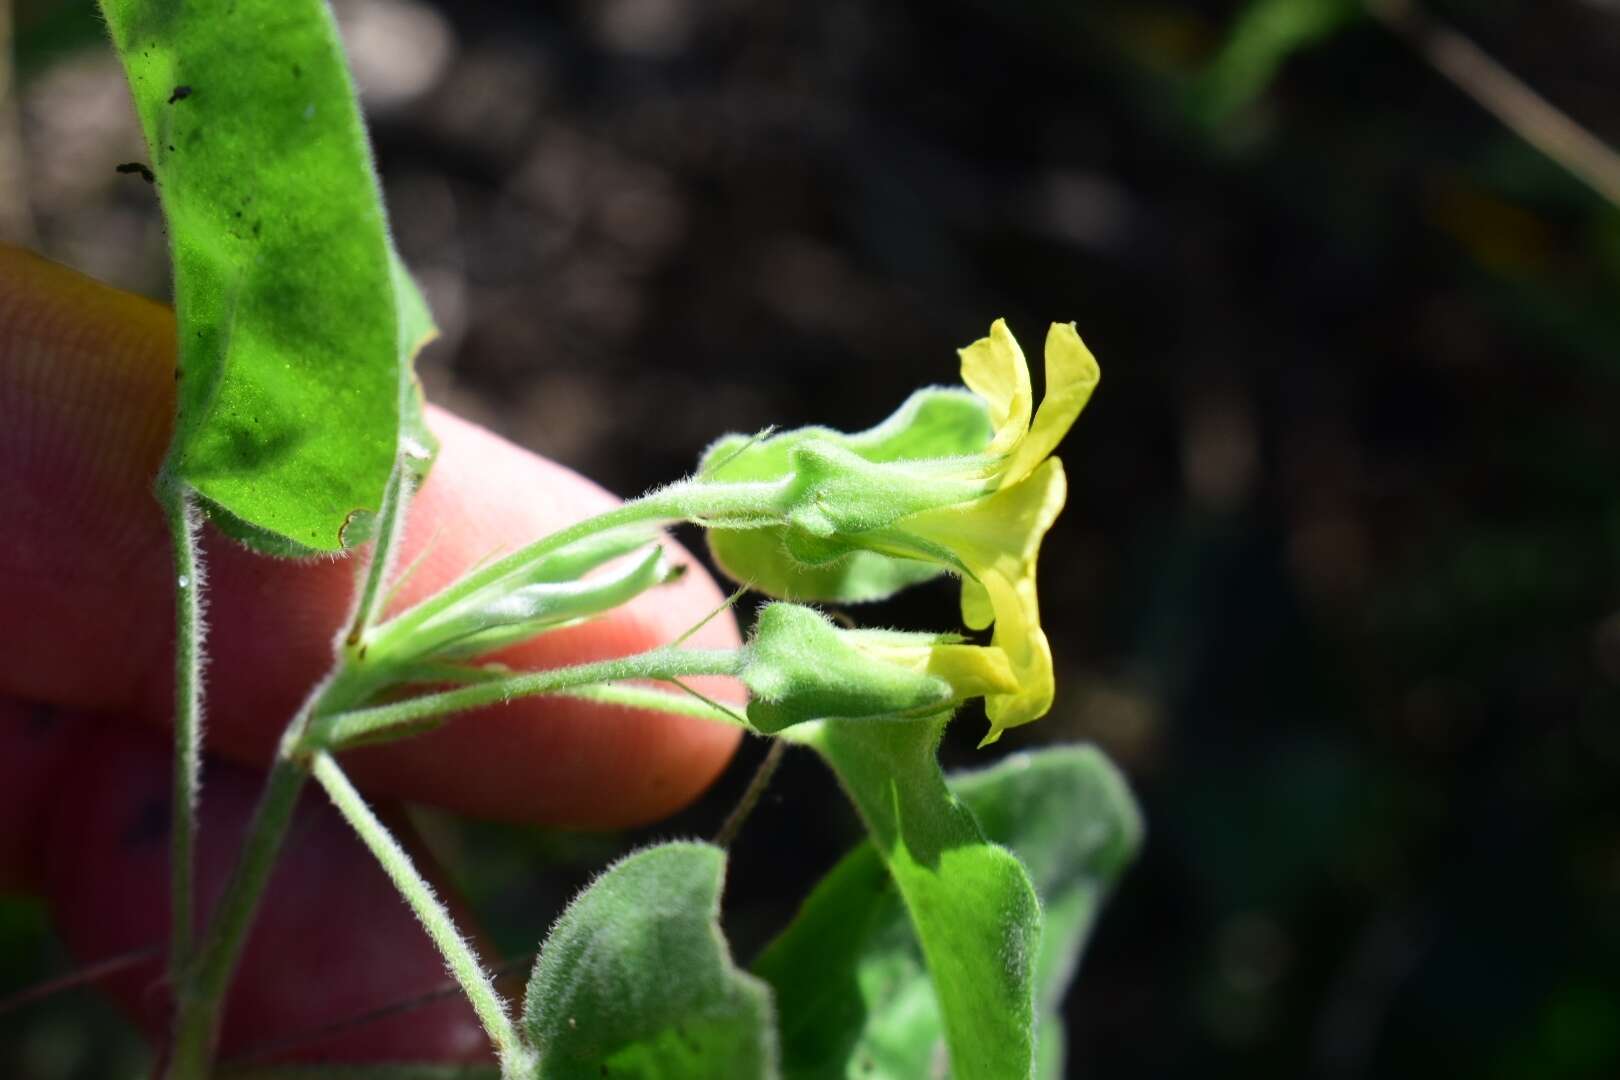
[0,245,741,828]
[2,699,494,1063]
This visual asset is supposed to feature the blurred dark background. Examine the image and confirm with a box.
[5,0,1620,1076]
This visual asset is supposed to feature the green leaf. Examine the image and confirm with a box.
[1195,0,1362,124]
[783,718,1043,1080]
[753,844,939,1078]
[524,842,779,1080]
[951,748,1144,1078]
[754,745,1142,1080]
[392,249,442,486]
[99,0,427,551]
[704,388,992,603]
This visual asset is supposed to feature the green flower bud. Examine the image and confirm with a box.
[390,527,681,661]
[703,387,993,602]
[741,603,1016,733]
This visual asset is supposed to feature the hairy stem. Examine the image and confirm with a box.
[168,752,307,1078]
[713,739,788,848]
[168,456,418,1076]
[551,682,748,724]
[317,648,745,749]
[159,475,204,983]
[311,752,534,1079]
[346,459,411,650]
[164,473,763,1076]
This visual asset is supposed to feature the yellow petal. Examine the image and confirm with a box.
[850,636,1018,701]
[902,459,1067,744]
[1002,322,1100,487]
[958,318,1032,459]
[979,570,1055,744]
[928,642,1019,698]
[960,575,994,631]
[907,457,1067,579]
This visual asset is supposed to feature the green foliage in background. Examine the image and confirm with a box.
[1194,0,1362,123]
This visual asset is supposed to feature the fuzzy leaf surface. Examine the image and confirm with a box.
[524,842,778,1079]
[741,604,960,733]
[782,718,1042,1080]
[99,0,428,551]
[755,745,1142,1080]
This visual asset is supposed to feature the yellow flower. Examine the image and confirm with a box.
[902,458,1066,744]
[895,320,1098,743]
[700,317,1100,743]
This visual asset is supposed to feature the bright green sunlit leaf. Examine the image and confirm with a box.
[782,718,1042,1080]
[755,744,1142,1080]
[99,0,429,551]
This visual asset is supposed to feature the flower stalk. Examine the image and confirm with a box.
[158,473,204,985]
[311,752,535,1079]
[313,647,745,750]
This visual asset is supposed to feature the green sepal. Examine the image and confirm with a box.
[709,531,944,604]
[699,388,993,482]
[740,605,958,733]
[383,530,675,662]
[434,546,679,659]
[778,441,988,547]
[703,388,993,603]
[508,526,668,586]
[523,842,779,1079]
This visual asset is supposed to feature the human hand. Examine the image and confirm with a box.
[0,245,742,1063]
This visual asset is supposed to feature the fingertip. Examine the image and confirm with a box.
[2,248,744,829]
[37,717,492,1063]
